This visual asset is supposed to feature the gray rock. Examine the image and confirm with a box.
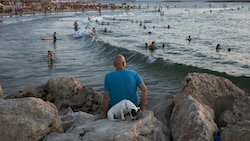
[147,93,174,141]
[147,94,174,126]
[217,110,237,128]
[44,110,169,141]
[170,72,250,141]
[5,77,103,114]
[221,120,250,141]
[170,94,218,141]
[0,97,63,141]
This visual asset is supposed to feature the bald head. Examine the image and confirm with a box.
[113,54,126,70]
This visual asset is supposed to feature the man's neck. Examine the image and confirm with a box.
[116,68,125,71]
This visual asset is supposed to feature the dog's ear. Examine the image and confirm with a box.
[137,107,140,111]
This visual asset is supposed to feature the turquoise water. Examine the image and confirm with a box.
[0,2,249,97]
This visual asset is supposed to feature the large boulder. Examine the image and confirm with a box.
[0,97,63,141]
[44,110,169,141]
[147,94,174,126]
[45,77,102,113]
[170,94,218,141]
[5,77,102,114]
[170,72,250,141]
[147,93,174,141]
[179,73,250,122]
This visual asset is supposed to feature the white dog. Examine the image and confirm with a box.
[108,99,140,121]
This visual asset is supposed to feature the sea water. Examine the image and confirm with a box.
[0,1,249,98]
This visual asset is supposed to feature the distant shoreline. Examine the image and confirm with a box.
[206,0,250,2]
[0,3,139,18]
[162,0,250,2]
[0,7,93,17]
[1,1,249,18]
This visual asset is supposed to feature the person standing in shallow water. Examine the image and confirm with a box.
[48,50,54,61]
[53,32,57,43]
[95,54,148,120]
[149,41,156,51]
[74,21,78,31]
[48,50,54,68]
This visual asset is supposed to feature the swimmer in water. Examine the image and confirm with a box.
[92,27,97,34]
[74,21,78,31]
[104,27,108,32]
[48,50,54,61]
[53,32,57,41]
[145,43,148,49]
[216,44,221,51]
[149,41,156,51]
[52,32,57,43]
[48,50,55,68]
[186,35,192,42]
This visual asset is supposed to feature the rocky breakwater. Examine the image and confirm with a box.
[146,72,250,141]
[0,73,250,141]
[0,77,168,141]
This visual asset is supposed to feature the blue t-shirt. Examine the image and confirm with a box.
[104,69,143,107]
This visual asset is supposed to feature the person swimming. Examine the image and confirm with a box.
[92,27,97,34]
[145,43,148,48]
[104,27,108,32]
[186,35,192,42]
[139,22,142,26]
[149,41,156,51]
[216,44,221,51]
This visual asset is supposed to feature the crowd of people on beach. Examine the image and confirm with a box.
[0,1,139,17]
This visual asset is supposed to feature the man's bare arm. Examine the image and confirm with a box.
[139,83,148,110]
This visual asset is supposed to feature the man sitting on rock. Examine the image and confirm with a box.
[95,54,148,120]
